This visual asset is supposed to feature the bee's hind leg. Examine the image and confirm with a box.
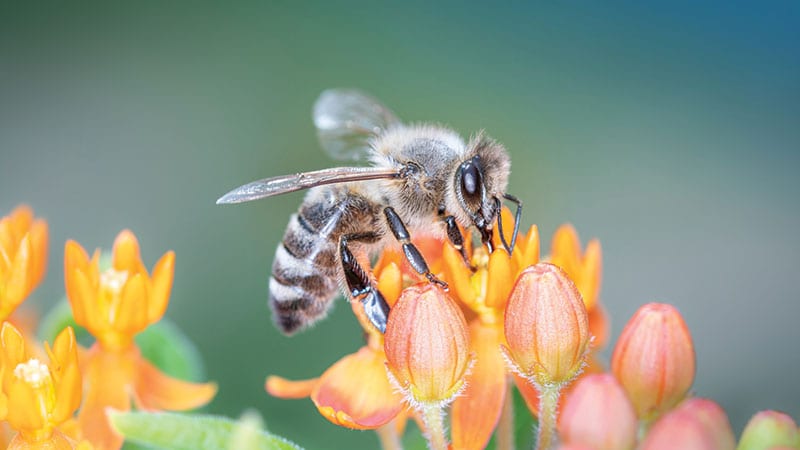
[383,207,448,290]
[339,232,390,333]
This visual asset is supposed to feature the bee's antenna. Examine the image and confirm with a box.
[496,194,522,255]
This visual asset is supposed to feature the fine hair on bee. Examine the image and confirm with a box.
[217,89,522,335]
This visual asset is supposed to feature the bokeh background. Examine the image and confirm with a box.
[2,1,798,448]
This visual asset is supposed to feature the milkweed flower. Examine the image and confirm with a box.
[611,302,695,422]
[0,322,90,449]
[64,230,216,450]
[641,397,735,450]
[557,374,637,450]
[0,205,48,321]
[266,296,405,431]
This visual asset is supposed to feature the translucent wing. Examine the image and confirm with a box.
[216,166,400,204]
[313,89,401,161]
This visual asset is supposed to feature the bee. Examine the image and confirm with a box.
[217,89,521,335]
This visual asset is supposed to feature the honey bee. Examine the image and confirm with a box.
[217,89,521,334]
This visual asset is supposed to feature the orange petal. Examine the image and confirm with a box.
[147,251,175,323]
[580,239,602,310]
[133,357,217,411]
[550,223,580,274]
[513,224,540,273]
[265,376,318,399]
[64,241,92,326]
[311,346,403,430]
[588,302,610,350]
[485,250,512,309]
[451,321,507,450]
[0,322,27,366]
[442,243,476,306]
[376,261,402,308]
[5,379,46,432]
[112,230,146,276]
[79,346,134,450]
[50,328,82,424]
[1,234,31,317]
[67,268,96,332]
[7,429,76,450]
[28,219,48,290]
[513,372,540,417]
[115,273,149,334]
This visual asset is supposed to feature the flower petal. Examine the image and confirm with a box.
[442,243,476,306]
[311,346,403,430]
[133,357,217,411]
[112,230,146,276]
[513,224,540,273]
[79,347,134,450]
[265,376,318,399]
[451,321,507,450]
[0,234,31,318]
[115,273,149,335]
[376,261,402,308]
[485,250,512,310]
[148,251,175,323]
[6,378,46,432]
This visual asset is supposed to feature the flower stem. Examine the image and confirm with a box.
[496,380,515,450]
[420,404,448,450]
[376,419,403,450]
[535,383,562,450]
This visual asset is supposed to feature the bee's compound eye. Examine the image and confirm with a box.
[462,164,480,196]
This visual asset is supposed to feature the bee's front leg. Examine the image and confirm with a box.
[442,214,472,268]
[383,207,448,290]
[339,232,390,333]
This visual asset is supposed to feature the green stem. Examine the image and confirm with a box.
[535,383,562,450]
[496,379,515,450]
[376,419,403,450]
[420,404,448,450]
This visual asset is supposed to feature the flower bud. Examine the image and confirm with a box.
[384,284,470,405]
[557,374,637,450]
[737,410,799,450]
[503,263,590,386]
[611,302,695,420]
[641,398,735,450]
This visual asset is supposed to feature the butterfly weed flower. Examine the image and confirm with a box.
[502,263,591,450]
[64,230,216,450]
[0,205,48,322]
[611,302,695,423]
[0,322,91,449]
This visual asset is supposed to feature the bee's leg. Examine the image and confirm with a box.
[339,232,390,333]
[384,207,448,289]
[442,215,471,268]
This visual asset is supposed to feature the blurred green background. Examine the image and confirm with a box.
[1,1,798,448]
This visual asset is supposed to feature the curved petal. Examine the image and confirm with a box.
[1,234,31,317]
[550,224,580,275]
[580,239,602,310]
[588,302,610,350]
[147,251,175,323]
[112,230,147,277]
[513,372,540,417]
[311,346,403,430]
[52,361,81,425]
[79,347,134,450]
[116,273,149,334]
[29,219,48,289]
[442,244,476,306]
[376,261,402,308]
[485,250,512,310]
[133,357,217,411]
[5,379,46,432]
[513,224,540,273]
[265,376,318,399]
[0,322,27,368]
[452,321,507,450]
[67,268,96,332]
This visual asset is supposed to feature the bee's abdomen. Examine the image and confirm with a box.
[269,211,340,334]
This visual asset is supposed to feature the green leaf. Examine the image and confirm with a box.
[38,299,205,381]
[110,411,303,450]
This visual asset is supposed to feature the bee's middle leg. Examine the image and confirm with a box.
[339,232,390,333]
[383,207,448,289]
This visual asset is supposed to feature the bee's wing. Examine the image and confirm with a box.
[313,89,400,161]
[216,166,400,204]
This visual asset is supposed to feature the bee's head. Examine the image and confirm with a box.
[448,133,519,253]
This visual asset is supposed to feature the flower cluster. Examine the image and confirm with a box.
[267,209,800,450]
[0,205,217,450]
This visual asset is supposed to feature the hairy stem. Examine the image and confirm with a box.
[376,419,403,450]
[496,379,515,450]
[535,383,562,450]
[420,404,448,450]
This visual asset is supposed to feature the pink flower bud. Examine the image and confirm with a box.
[641,398,735,450]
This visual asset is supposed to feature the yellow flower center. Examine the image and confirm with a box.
[100,268,129,294]
[14,358,51,388]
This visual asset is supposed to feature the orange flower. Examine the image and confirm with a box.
[503,263,590,386]
[549,224,607,348]
[640,397,735,450]
[64,230,216,450]
[611,303,695,421]
[384,284,470,406]
[0,205,48,321]
[557,373,637,450]
[266,298,405,430]
[0,322,89,449]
